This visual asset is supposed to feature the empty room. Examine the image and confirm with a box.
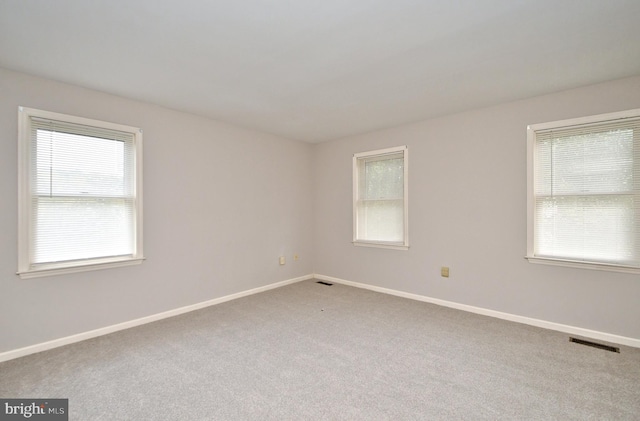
[1,1,639,419]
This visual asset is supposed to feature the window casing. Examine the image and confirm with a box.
[18,107,144,278]
[527,109,640,273]
[353,146,408,250]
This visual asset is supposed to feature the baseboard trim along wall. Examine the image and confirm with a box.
[313,274,640,349]
[0,274,314,363]
[3,272,637,363]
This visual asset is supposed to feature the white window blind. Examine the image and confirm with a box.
[353,146,408,249]
[527,109,640,270]
[18,108,144,278]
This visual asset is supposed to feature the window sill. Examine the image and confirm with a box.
[17,257,145,279]
[353,241,409,251]
[525,256,640,274]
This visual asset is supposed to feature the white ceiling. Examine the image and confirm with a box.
[1,1,640,143]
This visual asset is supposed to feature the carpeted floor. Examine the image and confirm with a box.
[1,279,639,420]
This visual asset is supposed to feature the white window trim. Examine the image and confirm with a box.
[353,145,409,250]
[526,108,640,274]
[17,107,145,279]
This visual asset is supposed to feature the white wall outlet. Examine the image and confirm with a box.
[279,256,286,265]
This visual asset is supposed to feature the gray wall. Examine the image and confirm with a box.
[0,68,314,352]
[313,75,640,340]
[2,67,640,354]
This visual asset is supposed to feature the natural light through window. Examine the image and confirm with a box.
[527,109,640,272]
[353,146,408,250]
[18,107,144,278]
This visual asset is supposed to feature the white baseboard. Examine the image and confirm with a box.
[0,274,314,363]
[4,272,636,363]
[313,273,640,349]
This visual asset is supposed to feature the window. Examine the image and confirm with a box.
[527,109,640,272]
[353,146,408,250]
[18,107,144,278]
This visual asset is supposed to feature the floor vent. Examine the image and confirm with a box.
[316,281,333,286]
[570,337,620,353]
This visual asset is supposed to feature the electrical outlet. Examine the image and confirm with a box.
[441,267,450,278]
[279,256,286,265]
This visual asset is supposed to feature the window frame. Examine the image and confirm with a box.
[526,108,640,274]
[353,145,409,250]
[17,107,144,279]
